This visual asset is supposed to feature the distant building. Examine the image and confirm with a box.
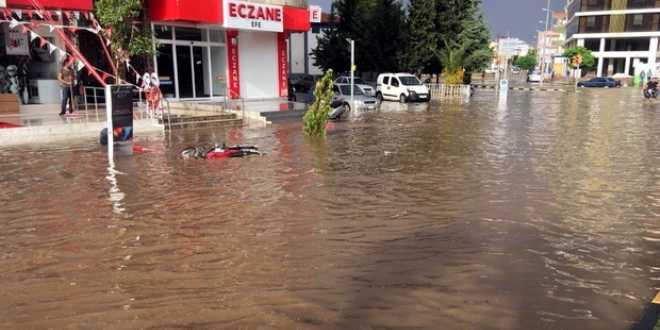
[288,12,331,75]
[489,37,531,69]
[563,0,660,77]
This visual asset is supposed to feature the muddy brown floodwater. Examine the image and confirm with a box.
[1,88,660,329]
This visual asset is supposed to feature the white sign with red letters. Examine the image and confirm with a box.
[224,0,283,32]
[309,5,321,23]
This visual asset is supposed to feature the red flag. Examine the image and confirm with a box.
[63,11,70,19]
[39,37,47,48]
[87,68,93,76]
[101,72,109,81]
[26,10,32,18]
[67,56,76,67]
[68,26,77,33]
[104,28,111,39]
[82,12,89,20]
[20,25,28,34]
[30,23,40,28]
[3,9,11,19]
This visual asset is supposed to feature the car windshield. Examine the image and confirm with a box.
[532,71,541,75]
[339,85,366,96]
[399,76,422,86]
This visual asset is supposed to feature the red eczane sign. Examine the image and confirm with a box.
[228,2,282,22]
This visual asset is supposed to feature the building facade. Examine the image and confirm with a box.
[288,12,329,75]
[148,0,312,100]
[564,0,660,77]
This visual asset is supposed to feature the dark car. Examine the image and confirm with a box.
[289,73,303,89]
[577,77,622,88]
[294,74,323,92]
[288,80,296,102]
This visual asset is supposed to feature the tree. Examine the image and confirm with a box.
[454,1,493,84]
[430,0,475,77]
[303,69,334,136]
[399,0,437,75]
[95,0,159,83]
[514,54,537,71]
[362,0,404,72]
[563,46,595,69]
[310,8,349,73]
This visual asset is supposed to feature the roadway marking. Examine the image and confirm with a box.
[651,291,660,304]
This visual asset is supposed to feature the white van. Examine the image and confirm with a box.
[376,73,430,103]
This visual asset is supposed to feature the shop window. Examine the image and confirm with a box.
[311,26,321,34]
[154,25,172,39]
[588,0,597,5]
[174,27,206,41]
[209,30,225,43]
[633,14,643,25]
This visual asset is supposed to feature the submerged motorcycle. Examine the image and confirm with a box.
[644,88,660,100]
[180,143,267,159]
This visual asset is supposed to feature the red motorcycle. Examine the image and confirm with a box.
[180,143,266,159]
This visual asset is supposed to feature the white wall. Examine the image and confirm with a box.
[238,31,277,99]
[288,25,325,75]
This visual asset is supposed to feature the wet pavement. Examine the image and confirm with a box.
[1,88,659,329]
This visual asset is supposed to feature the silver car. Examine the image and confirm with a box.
[334,77,376,96]
[333,83,380,111]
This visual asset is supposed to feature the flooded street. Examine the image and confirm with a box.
[2,88,660,329]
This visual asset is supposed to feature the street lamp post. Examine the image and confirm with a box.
[346,38,355,112]
[540,0,551,88]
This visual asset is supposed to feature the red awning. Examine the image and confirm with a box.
[283,6,309,32]
[6,0,93,11]
[149,0,223,23]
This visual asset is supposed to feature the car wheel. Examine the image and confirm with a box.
[344,103,351,113]
[376,92,383,102]
[399,94,406,103]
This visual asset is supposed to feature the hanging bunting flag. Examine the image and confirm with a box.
[29,23,41,28]
[48,43,57,54]
[104,28,112,39]
[9,18,19,29]
[39,37,47,48]
[67,56,76,67]
[136,75,140,84]
[68,26,77,33]
[49,24,55,32]
[14,10,22,19]
[82,12,89,20]
[54,10,61,18]
[20,25,28,35]
[73,12,80,20]
[101,72,109,81]
[63,11,70,19]
[26,10,33,18]
[36,10,43,19]
[58,49,66,58]
[29,32,38,42]
[3,9,11,19]
[106,38,111,46]
[77,61,85,71]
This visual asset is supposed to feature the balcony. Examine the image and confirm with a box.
[553,24,565,34]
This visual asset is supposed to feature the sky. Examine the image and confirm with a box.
[307,0,568,45]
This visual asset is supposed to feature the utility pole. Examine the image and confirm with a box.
[540,0,551,88]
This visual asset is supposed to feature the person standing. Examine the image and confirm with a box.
[648,69,653,83]
[308,77,321,105]
[58,58,76,116]
[639,70,646,87]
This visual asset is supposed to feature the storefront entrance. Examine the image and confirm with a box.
[154,25,227,100]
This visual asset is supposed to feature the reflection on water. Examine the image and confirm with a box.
[1,88,659,329]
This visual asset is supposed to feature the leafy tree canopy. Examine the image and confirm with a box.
[514,54,537,71]
[563,46,595,69]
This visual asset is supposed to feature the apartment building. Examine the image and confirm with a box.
[564,0,660,77]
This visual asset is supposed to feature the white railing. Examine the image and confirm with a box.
[80,86,171,126]
[426,84,472,100]
[224,86,246,124]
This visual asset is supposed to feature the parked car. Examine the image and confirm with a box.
[577,77,622,88]
[333,83,380,111]
[294,74,323,92]
[511,66,521,74]
[376,73,430,103]
[334,76,375,96]
[527,70,542,83]
[288,80,296,102]
[289,73,303,90]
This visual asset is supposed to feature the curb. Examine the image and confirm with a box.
[472,85,567,92]
[631,291,660,330]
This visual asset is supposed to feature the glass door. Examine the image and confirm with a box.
[193,46,209,98]
[175,45,193,99]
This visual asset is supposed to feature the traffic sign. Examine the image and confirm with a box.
[500,79,508,89]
